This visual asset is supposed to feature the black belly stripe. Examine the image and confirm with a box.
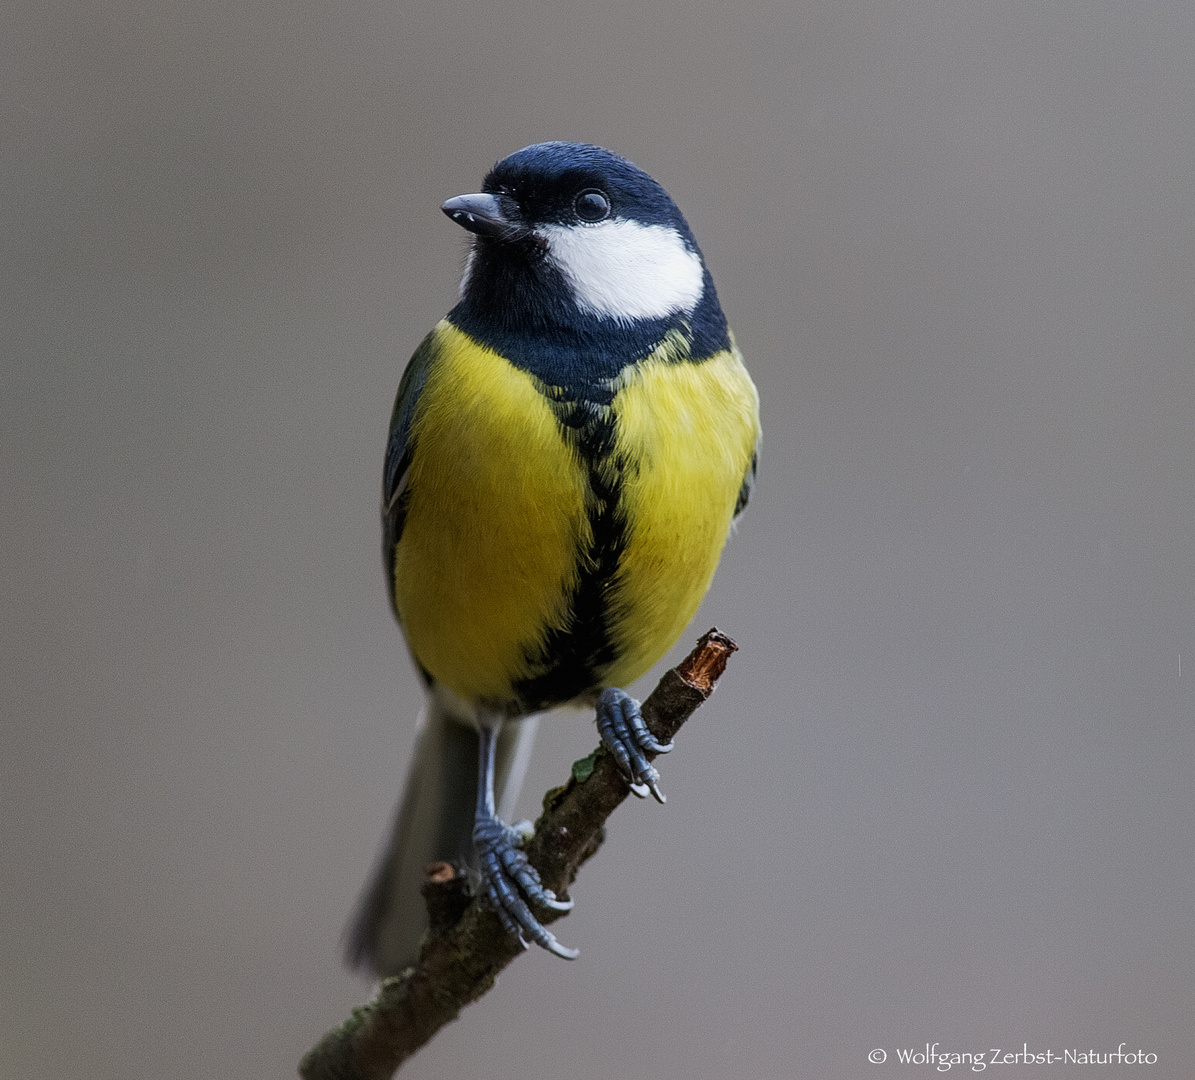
[513,395,627,712]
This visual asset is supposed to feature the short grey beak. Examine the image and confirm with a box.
[441,193,516,239]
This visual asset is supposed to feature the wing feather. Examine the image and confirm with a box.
[382,330,439,617]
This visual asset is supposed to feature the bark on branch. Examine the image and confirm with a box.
[299,628,739,1080]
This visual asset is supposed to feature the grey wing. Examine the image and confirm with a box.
[382,331,438,617]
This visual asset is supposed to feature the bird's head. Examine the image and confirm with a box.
[443,142,709,328]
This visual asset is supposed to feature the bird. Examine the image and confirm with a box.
[348,141,760,973]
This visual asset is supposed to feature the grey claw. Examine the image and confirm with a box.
[475,815,577,958]
[545,936,580,960]
[596,687,672,803]
[541,890,574,912]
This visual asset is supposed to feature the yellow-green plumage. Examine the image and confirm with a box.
[391,320,759,708]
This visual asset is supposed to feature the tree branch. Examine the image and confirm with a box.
[300,628,739,1080]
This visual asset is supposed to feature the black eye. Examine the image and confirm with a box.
[575,189,610,222]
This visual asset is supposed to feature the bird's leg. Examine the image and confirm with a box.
[595,687,673,803]
[473,721,578,959]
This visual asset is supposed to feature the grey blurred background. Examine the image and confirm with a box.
[3,1,1192,1077]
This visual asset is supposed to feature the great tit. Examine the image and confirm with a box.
[349,142,760,970]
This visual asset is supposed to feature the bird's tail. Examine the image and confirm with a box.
[346,691,538,976]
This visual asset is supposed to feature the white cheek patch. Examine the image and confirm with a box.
[539,219,705,322]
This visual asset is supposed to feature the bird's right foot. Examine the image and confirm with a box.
[473,812,579,959]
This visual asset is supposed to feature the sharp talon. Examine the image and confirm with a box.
[650,739,674,754]
[629,780,649,798]
[545,936,580,960]
[647,781,666,804]
[542,891,575,912]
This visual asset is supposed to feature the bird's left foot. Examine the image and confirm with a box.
[595,687,673,803]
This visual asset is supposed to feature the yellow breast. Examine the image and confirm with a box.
[393,322,590,704]
[602,339,760,687]
[391,322,760,708]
